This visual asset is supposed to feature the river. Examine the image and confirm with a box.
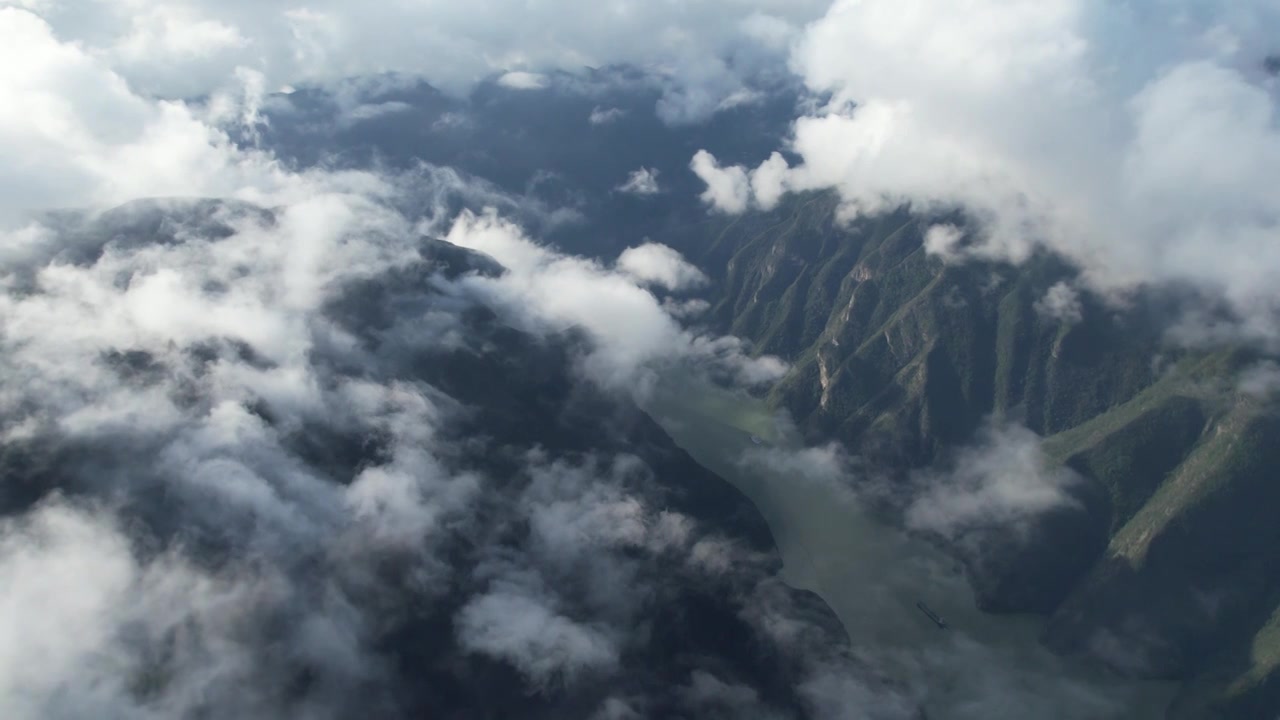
[641,373,1176,719]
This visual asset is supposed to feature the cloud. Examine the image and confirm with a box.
[443,448,891,715]
[445,208,784,391]
[0,183,838,717]
[14,1,830,125]
[337,100,413,127]
[1034,281,1084,325]
[799,667,923,720]
[662,297,711,319]
[341,381,483,552]
[687,148,798,214]
[1239,361,1280,397]
[0,9,278,226]
[0,499,385,720]
[906,423,1082,543]
[592,697,643,720]
[691,0,1280,342]
[690,149,752,214]
[681,670,789,719]
[456,573,622,689]
[0,54,844,697]
[742,443,852,493]
[923,224,965,258]
[717,87,766,111]
[0,3,1168,715]
[0,6,936,718]
[0,501,139,718]
[0,139,535,714]
[617,167,661,195]
[496,71,549,90]
[615,242,705,290]
[751,152,791,211]
[589,106,626,125]
[115,5,244,58]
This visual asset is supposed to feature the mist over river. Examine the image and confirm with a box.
[642,373,1175,720]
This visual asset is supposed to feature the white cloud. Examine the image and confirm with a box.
[0,499,375,720]
[337,100,413,127]
[662,297,711,319]
[0,177,813,717]
[923,224,965,258]
[445,209,784,391]
[1034,281,1084,325]
[615,242,706,290]
[690,149,751,214]
[0,4,913,713]
[740,12,800,52]
[906,423,1082,542]
[521,457,699,567]
[12,1,830,124]
[691,0,1280,340]
[107,4,247,94]
[1239,361,1280,397]
[457,576,621,689]
[497,71,548,90]
[617,167,661,195]
[342,381,482,552]
[0,9,372,226]
[0,11,202,220]
[750,152,791,211]
[589,106,626,125]
[716,87,765,111]
[742,443,850,491]
[0,501,137,719]
[0,144,506,672]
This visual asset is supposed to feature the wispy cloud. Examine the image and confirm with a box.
[616,167,661,196]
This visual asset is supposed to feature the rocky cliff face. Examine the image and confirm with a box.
[691,191,1280,718]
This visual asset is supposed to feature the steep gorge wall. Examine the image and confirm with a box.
[692,193,1280,718]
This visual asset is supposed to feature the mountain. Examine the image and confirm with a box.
[687,191,1280,718]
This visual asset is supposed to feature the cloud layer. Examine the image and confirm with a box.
[446,209,782,391]
[692,0,1280,341]
[6,1,829,124]
[907,423,1083,544]
[0,11,867,716]
[0,178,862,718]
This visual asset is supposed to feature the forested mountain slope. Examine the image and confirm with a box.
[691,192,1280,718]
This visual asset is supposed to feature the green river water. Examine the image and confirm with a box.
[642,374,1176,719]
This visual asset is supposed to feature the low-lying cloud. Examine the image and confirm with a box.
[615,242,705,290]
[616,167,661,196]
[906,423,1083,543]
[445,209,783,392]
[0,111,836,718]
[1034,282,1085,326]
[691,149,752,215]
[692,0,1280,343]
[7,1,829,126]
